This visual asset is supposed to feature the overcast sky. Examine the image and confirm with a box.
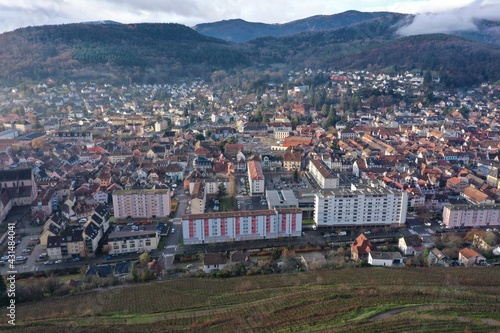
[0,0,498,34]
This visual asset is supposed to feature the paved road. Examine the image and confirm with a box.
[156,190,188,268]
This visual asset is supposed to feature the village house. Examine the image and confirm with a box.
[203,253,227,273]
[458,248,486,266]
[351,233,377,261]
[368,252,404,267]
[398,235,424,256]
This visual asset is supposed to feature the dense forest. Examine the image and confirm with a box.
[0,18,498,86]
[194,10,397,42]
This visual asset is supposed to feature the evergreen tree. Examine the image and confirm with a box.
[321,104,328,117]
[217,183,227,199]
[423,70,432,88]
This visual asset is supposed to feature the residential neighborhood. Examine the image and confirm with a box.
[0,69,499,281]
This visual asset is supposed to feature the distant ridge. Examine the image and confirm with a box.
[193,10,395,42]
[81,20,122,25]
[0,12,497,87]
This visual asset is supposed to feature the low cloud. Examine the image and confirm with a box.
[397,0,500,36]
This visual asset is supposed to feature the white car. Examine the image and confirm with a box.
[171,228,175,234]
[54,259,63,264]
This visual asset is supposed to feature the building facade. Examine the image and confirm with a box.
[308,159,339,189]
[112,189,171,219]
[31,187,59,217]
[282,148,302,171]
[443,204,500,228]
[182,208,302,245]
[368,252,404,267]
[313,184,408,227]
[248,160,265,196]
[0,168,38,223]
[106,225,160,255]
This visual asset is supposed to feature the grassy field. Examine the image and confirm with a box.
[3,267,500,332]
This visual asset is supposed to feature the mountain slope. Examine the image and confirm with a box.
[244,16,500,87]
[194,10,500,46]
[337,34,500,87]
[453,19,500,46]
[0,23,250,83]
[0,19,498,87]
[193,10,397,42]
[245,14,407,66]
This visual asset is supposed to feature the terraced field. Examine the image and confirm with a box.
[3,267,500,332]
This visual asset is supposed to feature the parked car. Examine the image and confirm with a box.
[44,261,53,265]
[54,259,63,264]
[171,228,175,234]
[104,255,113,260]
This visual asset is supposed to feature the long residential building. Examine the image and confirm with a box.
[106,224,160,255]
[308,159,339,189]
[112,189,171,219]
[182,208,302,245]
[314,184,408,227]
[443,204,500,228]
[248,160,265,196]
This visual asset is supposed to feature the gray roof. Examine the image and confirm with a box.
[370,251,403,260]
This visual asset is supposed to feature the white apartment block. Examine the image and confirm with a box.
[106,225,160,255]
[314,184,408,227]
[308,159,339,189]
[443,204,500,228]
[112,189,171,219]
[248,160,265,196]
[202,178,230,195]
[182,208,302,245]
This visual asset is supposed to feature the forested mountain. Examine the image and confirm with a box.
[0,23,250,83]
[193,10,396,42]
[0,15,498,87]
[337,34,500,88]
[194,10,500,46]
